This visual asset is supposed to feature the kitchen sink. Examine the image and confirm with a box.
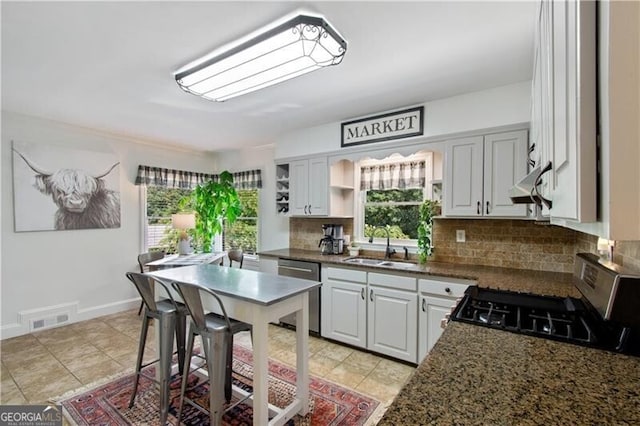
[377,260,416,269]
[342,257,385,266]
[342,257,417,269]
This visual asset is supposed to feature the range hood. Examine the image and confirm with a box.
[509,161,553,209]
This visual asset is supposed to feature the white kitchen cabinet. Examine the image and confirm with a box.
[444,130,528,217]
[289,157,328,216]
[321,267,367,347]
[417,277,471,362]
[530,0,596,223]
[367,285,418,363]
[367,272,418,362]
[321,266,418,362]
[419,296,452,360]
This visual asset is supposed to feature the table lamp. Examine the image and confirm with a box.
[172,213,195,255]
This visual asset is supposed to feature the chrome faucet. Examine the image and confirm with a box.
[368,226,397,259]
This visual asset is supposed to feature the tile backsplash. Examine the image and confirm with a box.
[288,217,640,274]
[289,218,353,251]
[613,241,640,272]
[431,219,595,273]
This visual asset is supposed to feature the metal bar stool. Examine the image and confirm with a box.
[136,251,165,315]
[227,249,244,268]
[172,281,252,426]
[125,272,187,426]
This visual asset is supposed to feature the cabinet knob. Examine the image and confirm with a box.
[486,201,490,215]
[422,298,426,312]
[477,201,481,215]
[308,205,312,215]
[445,287,451,293]
[361,288,365,300]
[370,289,374,302]
[304,205,308,214]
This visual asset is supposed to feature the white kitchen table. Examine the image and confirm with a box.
[147,264,320,425]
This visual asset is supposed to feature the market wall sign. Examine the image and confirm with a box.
[341,106,424,148]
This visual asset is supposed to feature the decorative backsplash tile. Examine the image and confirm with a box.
[288,217,640,274]
[430,219,585,273]
[613,241,640,273]
[289,218,353,251]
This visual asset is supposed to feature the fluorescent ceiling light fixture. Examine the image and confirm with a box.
[175,14,347,102]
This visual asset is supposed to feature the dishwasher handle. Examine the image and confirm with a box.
[278,265,315,274]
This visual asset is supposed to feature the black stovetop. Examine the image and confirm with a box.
[451,287,640,356]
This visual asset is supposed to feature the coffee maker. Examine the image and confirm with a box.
[319,224,344,255]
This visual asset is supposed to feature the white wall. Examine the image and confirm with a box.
[216,145,289,251]
[1,111,217,338]
[275,81,531,159]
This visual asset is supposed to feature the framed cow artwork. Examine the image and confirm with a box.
[12,140,121,232]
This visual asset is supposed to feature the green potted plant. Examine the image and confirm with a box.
[180,171,242,253]
[417,199,438,263]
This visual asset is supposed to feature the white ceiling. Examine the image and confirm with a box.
[1,1,536,153]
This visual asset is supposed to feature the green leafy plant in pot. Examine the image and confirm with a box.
[180,171,242,253]
[417,199,438,263]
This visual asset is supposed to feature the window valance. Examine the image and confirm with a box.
[135,165,262,190]
[360,161,425,190]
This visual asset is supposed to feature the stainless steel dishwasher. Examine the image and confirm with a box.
[277,258,320,334]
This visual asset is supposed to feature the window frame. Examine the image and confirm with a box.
[222,188,260,254]
[140,185,260,254]
[354,153,433,248]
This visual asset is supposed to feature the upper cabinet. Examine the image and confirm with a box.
[282,156,355,217]
[443,130,528,218]
[290,157,328,216]
[530,0,597,223]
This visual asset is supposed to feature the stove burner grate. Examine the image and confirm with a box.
[454,290,599,345]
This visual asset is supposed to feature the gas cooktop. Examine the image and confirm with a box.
[452,287,600,346]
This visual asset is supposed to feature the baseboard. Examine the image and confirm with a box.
[0,298,140,340]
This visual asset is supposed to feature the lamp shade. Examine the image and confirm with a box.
[172,213,196,230]
[175,14,347,102]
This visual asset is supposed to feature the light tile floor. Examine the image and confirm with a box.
[1,309,415,415]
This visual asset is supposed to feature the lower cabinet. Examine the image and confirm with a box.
[322,278,367,347]
[418,296,453,361]
[321,266,418,363]
[367,286,418,363]
[417,277,472,362]
[321,265,474,363]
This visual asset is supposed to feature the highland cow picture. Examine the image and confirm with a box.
[12,141,121,232]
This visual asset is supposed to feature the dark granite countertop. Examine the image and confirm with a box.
[261,248,640,424]
[378,322,640,425]
[258,248,579,297]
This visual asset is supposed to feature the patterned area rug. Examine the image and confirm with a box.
[56,345,382,425]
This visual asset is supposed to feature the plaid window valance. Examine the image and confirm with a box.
[135,165,262,190]
[360,161,425,190]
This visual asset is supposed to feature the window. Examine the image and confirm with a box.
[143,187,259,253]
[356,153,433,245]
[144,186,191,252]
[364,188,424,240]
[223,189,259,254]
